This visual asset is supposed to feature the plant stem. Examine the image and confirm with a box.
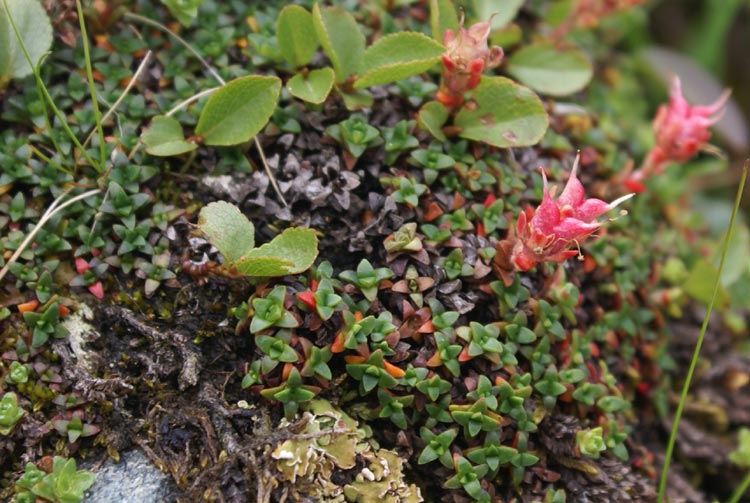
[727,471,750,503]
[29,146,69,175]
[76,0,107,169]
[656,161,748,503]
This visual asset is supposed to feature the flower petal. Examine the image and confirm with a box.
[557,155,585,208]
[554,218,600,241]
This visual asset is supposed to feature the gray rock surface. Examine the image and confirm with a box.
[84,450,178,503]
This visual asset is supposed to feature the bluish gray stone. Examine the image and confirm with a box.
[84,450,178,503]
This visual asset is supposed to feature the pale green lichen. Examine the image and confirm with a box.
[272,399,422,502]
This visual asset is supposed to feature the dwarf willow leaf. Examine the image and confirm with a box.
[287,67,335,104]
[198,201,255,264]
[277,5,318,68]
[472,0,524,31]
[141,116,198,156]
[417,101,449,142]
[506,43,593,97]
[429,0,458,41]
[354,32,444,89]
[455,76,548,148]
[312,4,364,83]
[0,0,53,86]
[237,228,319,276]
[195,76,281,146]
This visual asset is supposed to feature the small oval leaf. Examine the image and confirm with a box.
[141,116,198,156]
[354,32,444,89]
[198,201,255,263]
[312,4,364,83]
[287,67,335,104]
[455,76,548,148]
[506,42,593,97]
[418,101,449,141]
[429,0,459,42]
[233,256,297,277]
[277,5,318,68]
[237,228,319,276]
[195,76,281,146]
[0,0,53,83]
[472,0,524,31]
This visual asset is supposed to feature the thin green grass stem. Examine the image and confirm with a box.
[656,162,748,502]
[29,145,69,175]
[727,471,750,503]
[76,0,107,168]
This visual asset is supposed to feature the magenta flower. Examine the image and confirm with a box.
[437,16,503,107]
[627,76,729,192]
[511,159,633,271]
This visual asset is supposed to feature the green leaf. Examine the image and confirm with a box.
[277,5,318,68]
[0,0,53,85]
[287,67,335,104]
[312,4,364,83]
[234,228,318,276]
[195,76,281,146]
[506,43,593,97]
[714,223,750,288]
[429,0,458,41]
[162,0,204,27]
[417,101,449,142]
[454,76,548,148]
[340,89,373,110]
[233,256,296,277]
[472,0,524,31]
[683,258,730,309]
[198,201,255,263]
[354,32,444,89]
[141,115,198,156]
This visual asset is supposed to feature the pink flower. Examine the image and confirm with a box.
[437,16,503,107]
[627,76,729,192]
[511,158,634,271]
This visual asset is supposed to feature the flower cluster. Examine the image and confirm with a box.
[500,157,633,273]
[627,76,729,192]
[437,16,503,108]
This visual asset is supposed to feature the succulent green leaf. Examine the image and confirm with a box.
[198,201,255,263]
[0,0,53,85]
[312,4,364,83]
[234,228,318,276]
[287,67,335,104]
[506,42,593,97]
[455,76,548,148]
[417,101,449,142]
[195,76,281,146]
[141,115,198,157]
[354,32,444,89]
[277,5,318,68]
[472,0,524,31]
[429,0,458,41]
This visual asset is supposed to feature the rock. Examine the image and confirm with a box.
[84,450,178,503]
